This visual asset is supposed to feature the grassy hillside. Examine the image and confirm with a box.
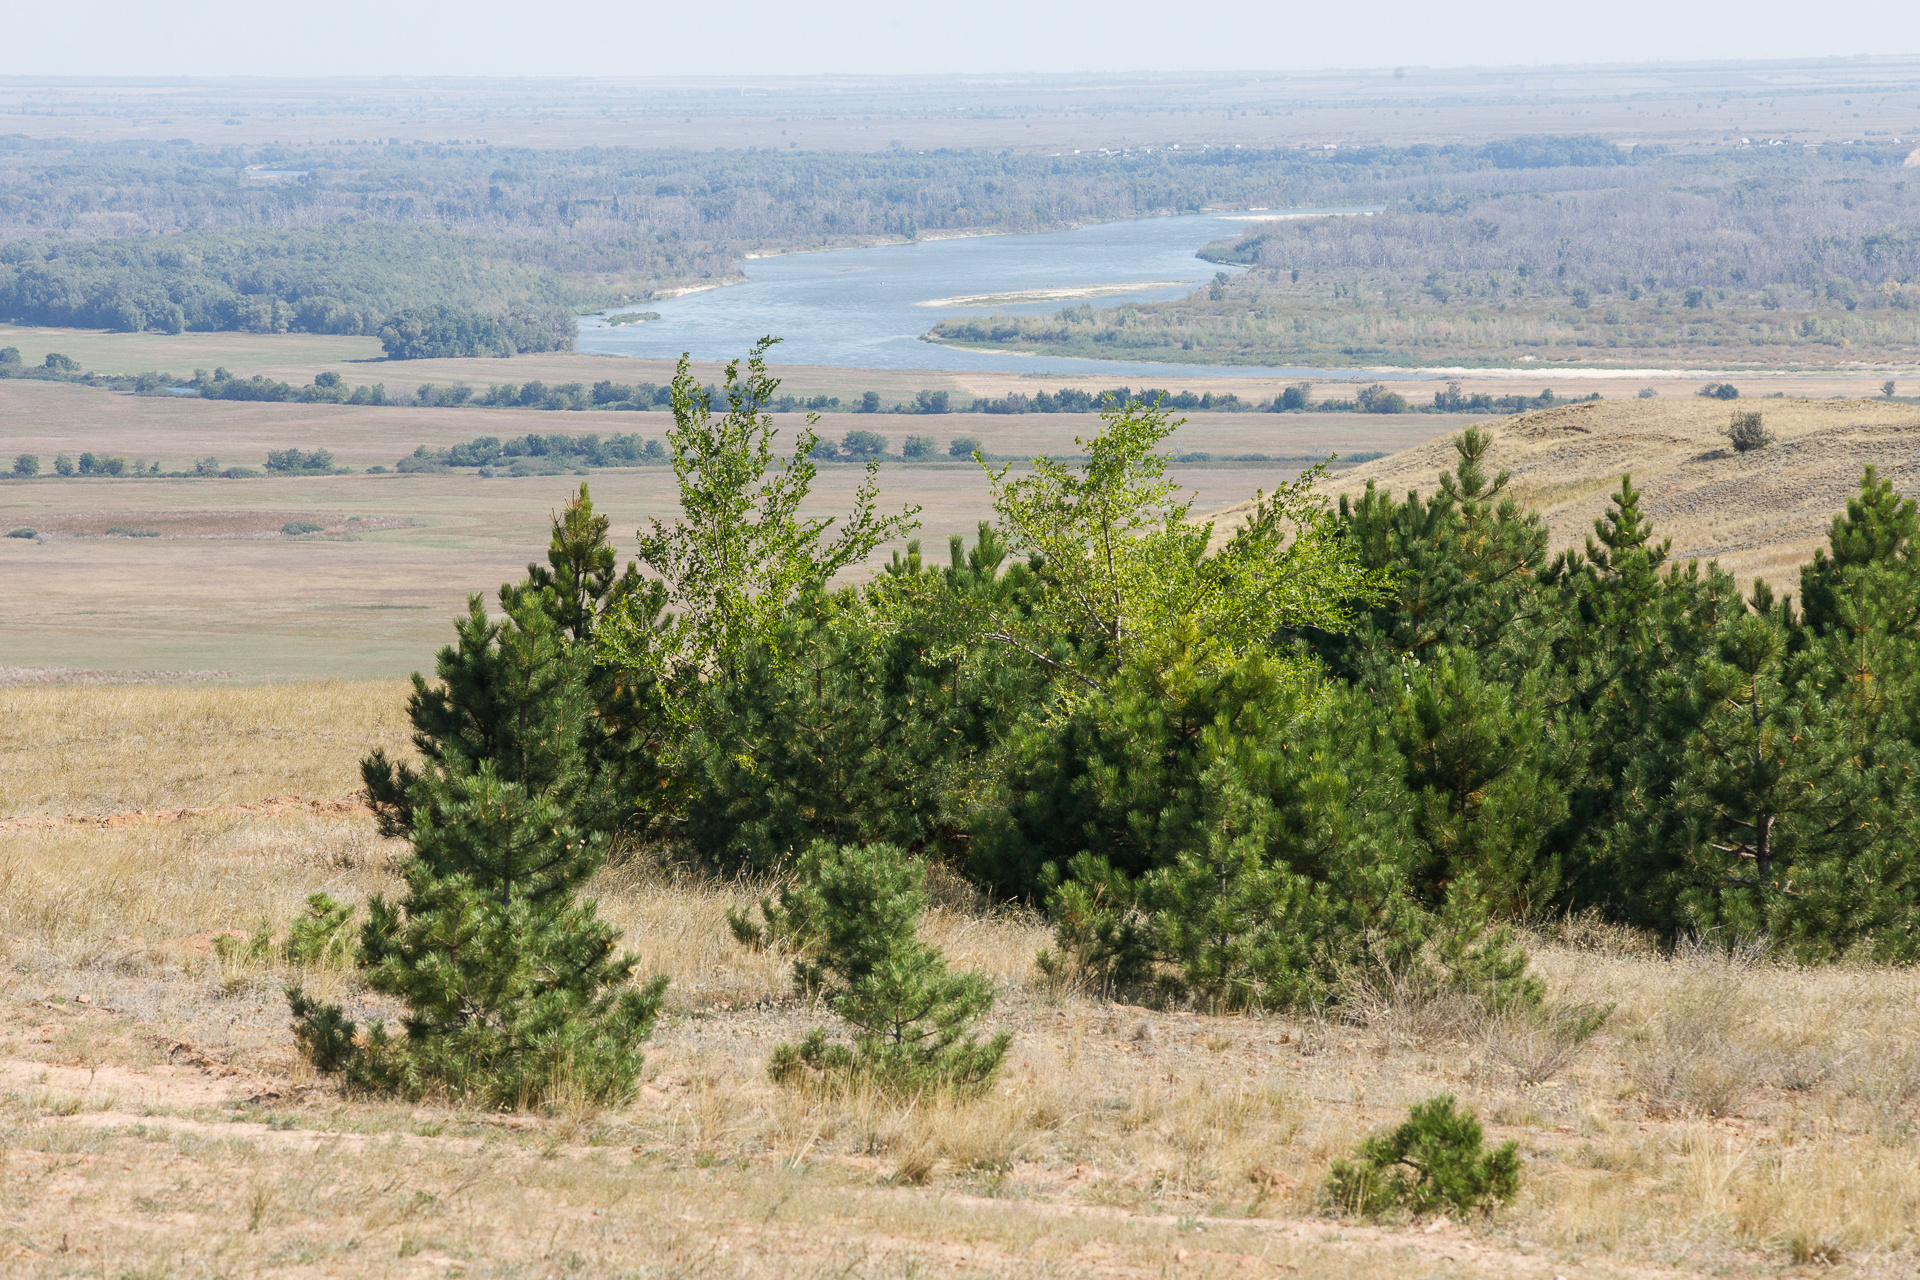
[1209,395,1920,590]
[3,681,1919,1275]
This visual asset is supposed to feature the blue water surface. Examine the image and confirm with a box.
[576,209,1402,381]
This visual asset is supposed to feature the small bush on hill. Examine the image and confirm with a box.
[1726,410,1772,452]
[765,842,1010,1093]
[1326,1095,1521,1218]
[283,893,356,966]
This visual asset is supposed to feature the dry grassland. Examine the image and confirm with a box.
[0,375,1448,679]
[4,682,1920,1277]
[1212,396,1920,592]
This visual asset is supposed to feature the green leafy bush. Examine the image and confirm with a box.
[765,842,1010,1093]
[5,528,35,539]
[1326,1095,1521,1218]
[282,521,323,536]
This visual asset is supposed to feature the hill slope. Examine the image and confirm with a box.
[1212,397,1920,591]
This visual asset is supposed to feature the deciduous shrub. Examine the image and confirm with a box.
[1726,410,1772,452]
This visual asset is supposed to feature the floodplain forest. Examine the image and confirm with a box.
[2,132,1915,366]
[282,339,1920,1183]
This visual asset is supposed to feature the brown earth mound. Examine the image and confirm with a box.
[1210,396,1920,590]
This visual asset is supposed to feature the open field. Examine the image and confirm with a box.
[7,366,1918,677]
[6,681,1920,1276]
[0,376,1451,678]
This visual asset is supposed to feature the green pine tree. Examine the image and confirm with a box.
[1392,647,1568,916]
[289,763,666,1107]
[1318,427,1552,685]
[1548,476,1746,926]
[765,842,1010,1093]
[1605,576,1920,959]
[362,484,672,842]
[296,484,672,1108]
[1326,1095,1521,1218]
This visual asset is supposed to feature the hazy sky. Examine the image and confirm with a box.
[5,0,1917,77]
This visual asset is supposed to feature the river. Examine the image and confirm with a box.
[575,208,1399,380]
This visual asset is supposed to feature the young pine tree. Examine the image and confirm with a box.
[295,484,671,1107]
[362,484,671,841]
[764,842,1010,1093]
[1643,587,1920,958]
[289,759,667,1107]
[1317,427,1552,687]
[1326,1095,1521,1219]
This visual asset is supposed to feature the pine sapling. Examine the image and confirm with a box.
[283,893,356,967]
[1326,1095,1521,1218]
[765,842,1009,1093]
[288,765,666,1108]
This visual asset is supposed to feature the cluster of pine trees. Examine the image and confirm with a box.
[289,340,1920,1105]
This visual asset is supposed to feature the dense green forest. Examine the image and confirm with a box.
[1,133,1910,360]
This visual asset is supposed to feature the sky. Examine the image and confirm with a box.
[3,0,1916,77]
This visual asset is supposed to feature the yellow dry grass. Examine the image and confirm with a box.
[0,679,413,815]
[1212,396,1920,591]
[6,681,1920,1277]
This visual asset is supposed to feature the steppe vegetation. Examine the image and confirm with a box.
[7,344,1920,1275]
[5,65,1920,1273]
